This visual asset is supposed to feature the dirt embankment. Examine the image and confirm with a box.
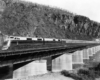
[0,0,100,40]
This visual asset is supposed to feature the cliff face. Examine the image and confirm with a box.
[0,0,100,40]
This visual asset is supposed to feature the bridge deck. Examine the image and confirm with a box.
[0,40,99,67]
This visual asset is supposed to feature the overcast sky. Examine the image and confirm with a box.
[23,0,100,22]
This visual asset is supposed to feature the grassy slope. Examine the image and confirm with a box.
[0,0,100,40]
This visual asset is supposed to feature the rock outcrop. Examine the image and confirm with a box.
[0,0,100,40]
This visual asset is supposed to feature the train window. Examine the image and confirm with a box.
[15,38,20,40]
[27,38,32,40]
[16,38,20,40]
[58,39,61,41]
[10,37,14,38]
[53,39,55,41]
[37,38,42,41]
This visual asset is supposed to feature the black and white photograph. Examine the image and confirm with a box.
[0,0,100,80]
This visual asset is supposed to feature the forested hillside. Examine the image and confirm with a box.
[0,0,100,40]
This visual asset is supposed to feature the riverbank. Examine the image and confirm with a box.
[7,72,74,80]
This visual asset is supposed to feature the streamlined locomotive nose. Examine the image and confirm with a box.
[0,32,9,50]
[0,33,4,47]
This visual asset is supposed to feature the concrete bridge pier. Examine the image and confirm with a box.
[13,60,47,79]
[52,53,73,72]
[46,53,73,72]
[47,57,52,72]
[0,63,13,79]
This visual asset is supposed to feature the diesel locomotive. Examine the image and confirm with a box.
[0,33,66,51]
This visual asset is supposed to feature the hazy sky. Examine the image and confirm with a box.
[23,0,100,22]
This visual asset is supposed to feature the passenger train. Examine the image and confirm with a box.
[0,32,97,51]
[0,33,66,51]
